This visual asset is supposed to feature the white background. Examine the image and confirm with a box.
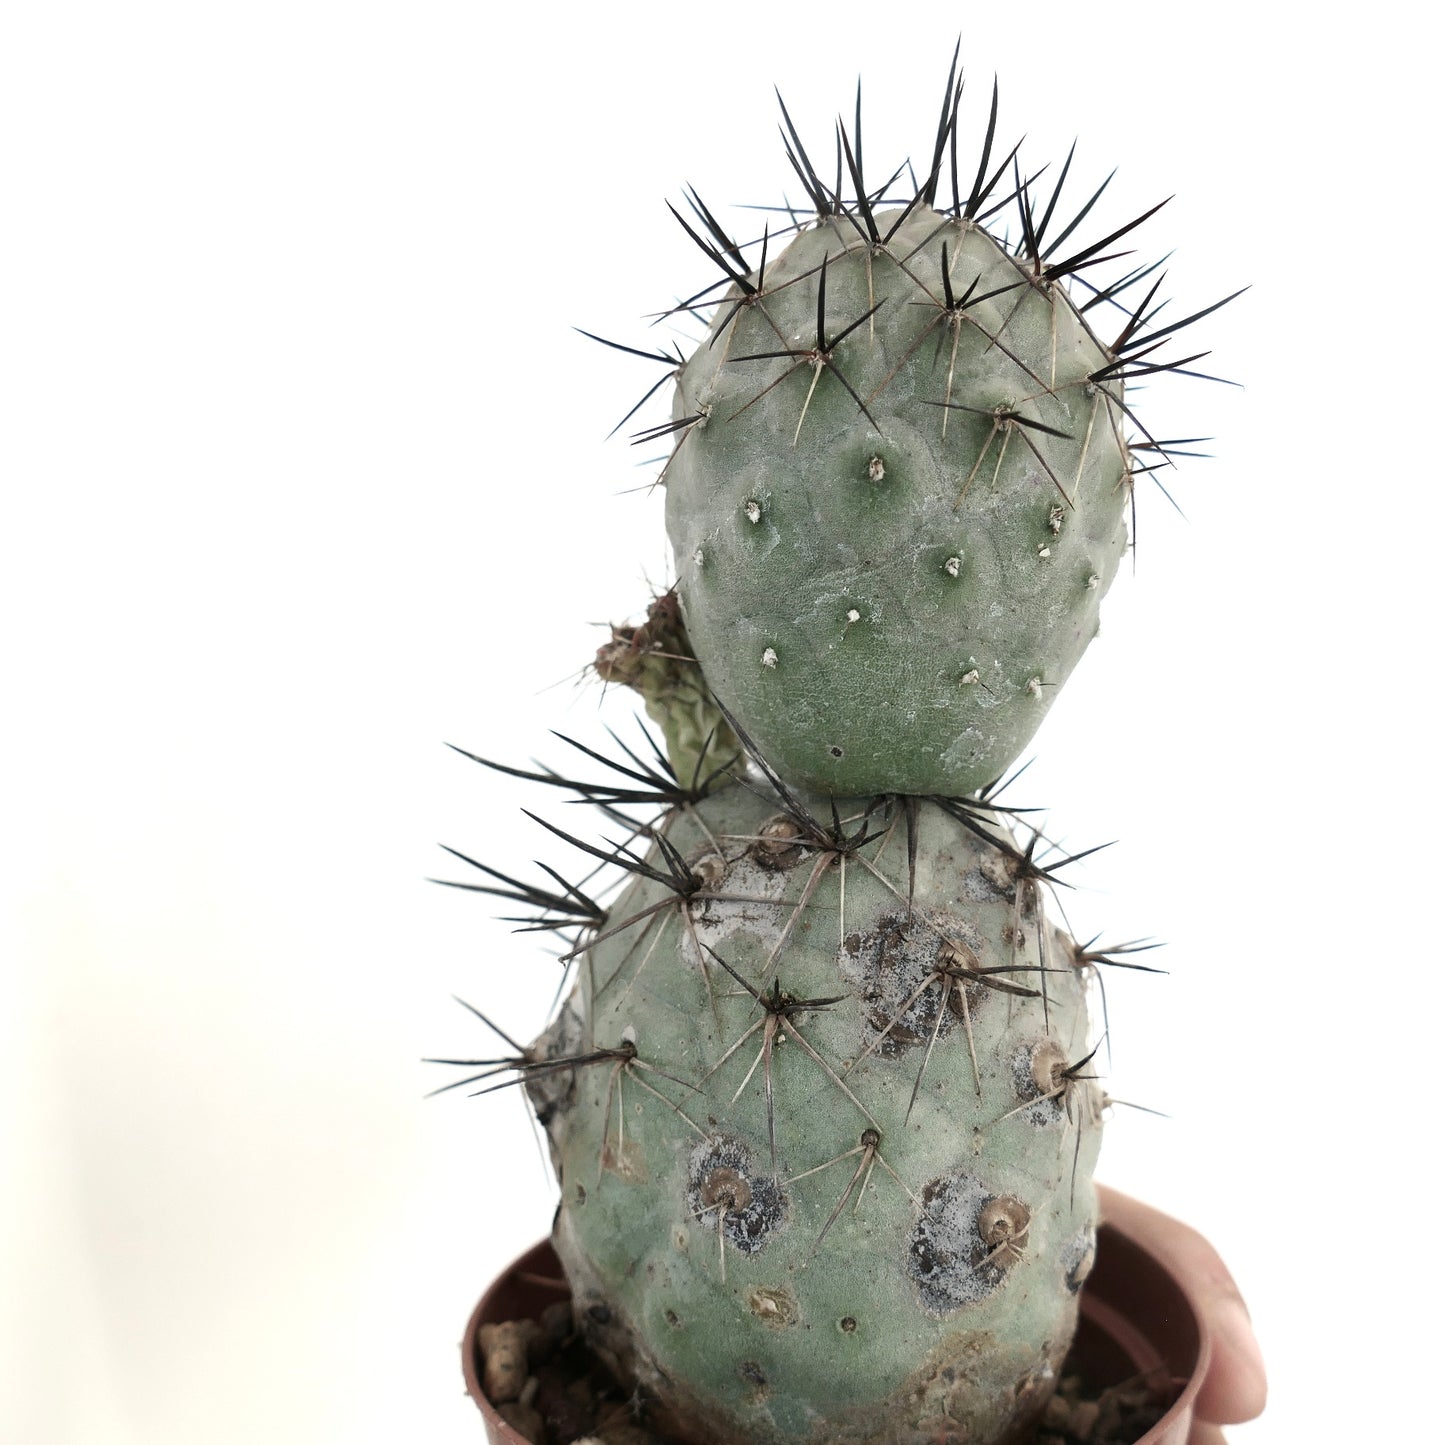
[3,4,1437,1441]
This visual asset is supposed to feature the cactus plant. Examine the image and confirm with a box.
[437,50,1234,1445]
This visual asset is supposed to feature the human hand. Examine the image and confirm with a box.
[1097,1186,1267,1444]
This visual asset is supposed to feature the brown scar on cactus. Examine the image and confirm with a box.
[745,1284,800,1328]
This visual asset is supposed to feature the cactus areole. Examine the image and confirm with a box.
[440,50,1234,1445]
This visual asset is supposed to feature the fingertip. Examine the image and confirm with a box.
[1186,1422,1230,1445]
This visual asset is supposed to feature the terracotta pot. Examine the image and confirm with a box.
[463,1221,1211,1445]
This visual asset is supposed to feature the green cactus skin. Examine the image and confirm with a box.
[527,780,1103,1445]
[663,206,1130,798]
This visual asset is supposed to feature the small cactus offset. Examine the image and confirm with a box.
[438,49,1233,1445]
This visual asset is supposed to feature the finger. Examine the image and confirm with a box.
[1187,1423,1229,1445]
[1096,1185,1267,1425]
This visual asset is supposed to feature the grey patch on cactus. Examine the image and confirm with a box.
[687,857,795,957]
[908,1171,1029,1314]
[957,863,1004,904]
[838,912,986,1057]
[687,1135,787,1255]
[977,847,1039,910]
[1062,1228,1097,1295]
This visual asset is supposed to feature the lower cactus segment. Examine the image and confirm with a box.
[527,779,1103,1445]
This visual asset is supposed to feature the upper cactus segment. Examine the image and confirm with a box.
[666,201,1130,797]
[592,59,1237,798]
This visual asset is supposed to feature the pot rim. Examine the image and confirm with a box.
[462,1218,1212,1445]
